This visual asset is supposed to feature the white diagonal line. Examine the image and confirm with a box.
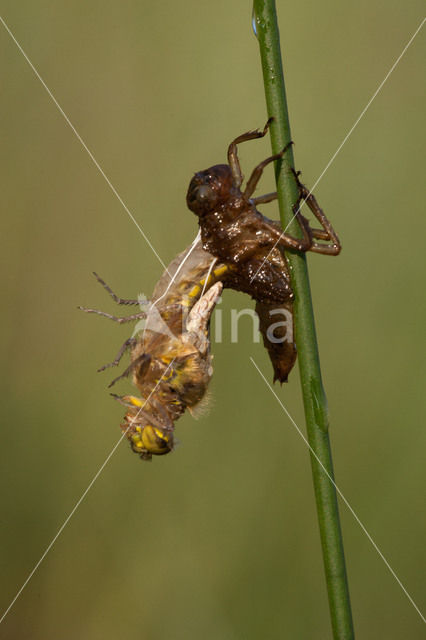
[0,15,167,272]
[0,358,176,625]
[250,16,425,284]
[288,16,426,225]
[250,357,426,624]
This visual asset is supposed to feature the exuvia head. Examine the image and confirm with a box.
[186,164,237,216]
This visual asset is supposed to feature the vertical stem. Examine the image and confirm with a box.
[252,2,354,638]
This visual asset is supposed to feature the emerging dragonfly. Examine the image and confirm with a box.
[80,240,229,460]
[81,120,340,460]
[187,118,341,382]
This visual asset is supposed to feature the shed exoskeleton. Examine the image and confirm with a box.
[187,119,341,382]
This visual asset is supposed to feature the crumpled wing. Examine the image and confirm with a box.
[184,281,223,354]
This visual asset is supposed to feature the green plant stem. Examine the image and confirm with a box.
[252,2,354,638]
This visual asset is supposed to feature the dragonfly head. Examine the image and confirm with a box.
[129,424,174,460]
[120,404,174,460]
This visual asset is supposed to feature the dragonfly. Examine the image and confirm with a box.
[79,239,228,460]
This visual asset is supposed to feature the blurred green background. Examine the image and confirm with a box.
[1,2,425,638]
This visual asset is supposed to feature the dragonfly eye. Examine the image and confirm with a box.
[141,426,173,456]
[196,185,215,202]
[187,177,218,215]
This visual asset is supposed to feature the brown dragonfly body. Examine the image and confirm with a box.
[187,119,341,382]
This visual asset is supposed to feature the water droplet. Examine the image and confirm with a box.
[252,4,267,38]
[251,5,258,37]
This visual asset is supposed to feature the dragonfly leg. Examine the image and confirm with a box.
[78,307,147,323]
[244,142,293,199]
[292,170,341,255]
[108,353,150,388]
[251,191,278,206]
[97,337,136,372]
[92,271,140,306]
[227,118,273,187]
